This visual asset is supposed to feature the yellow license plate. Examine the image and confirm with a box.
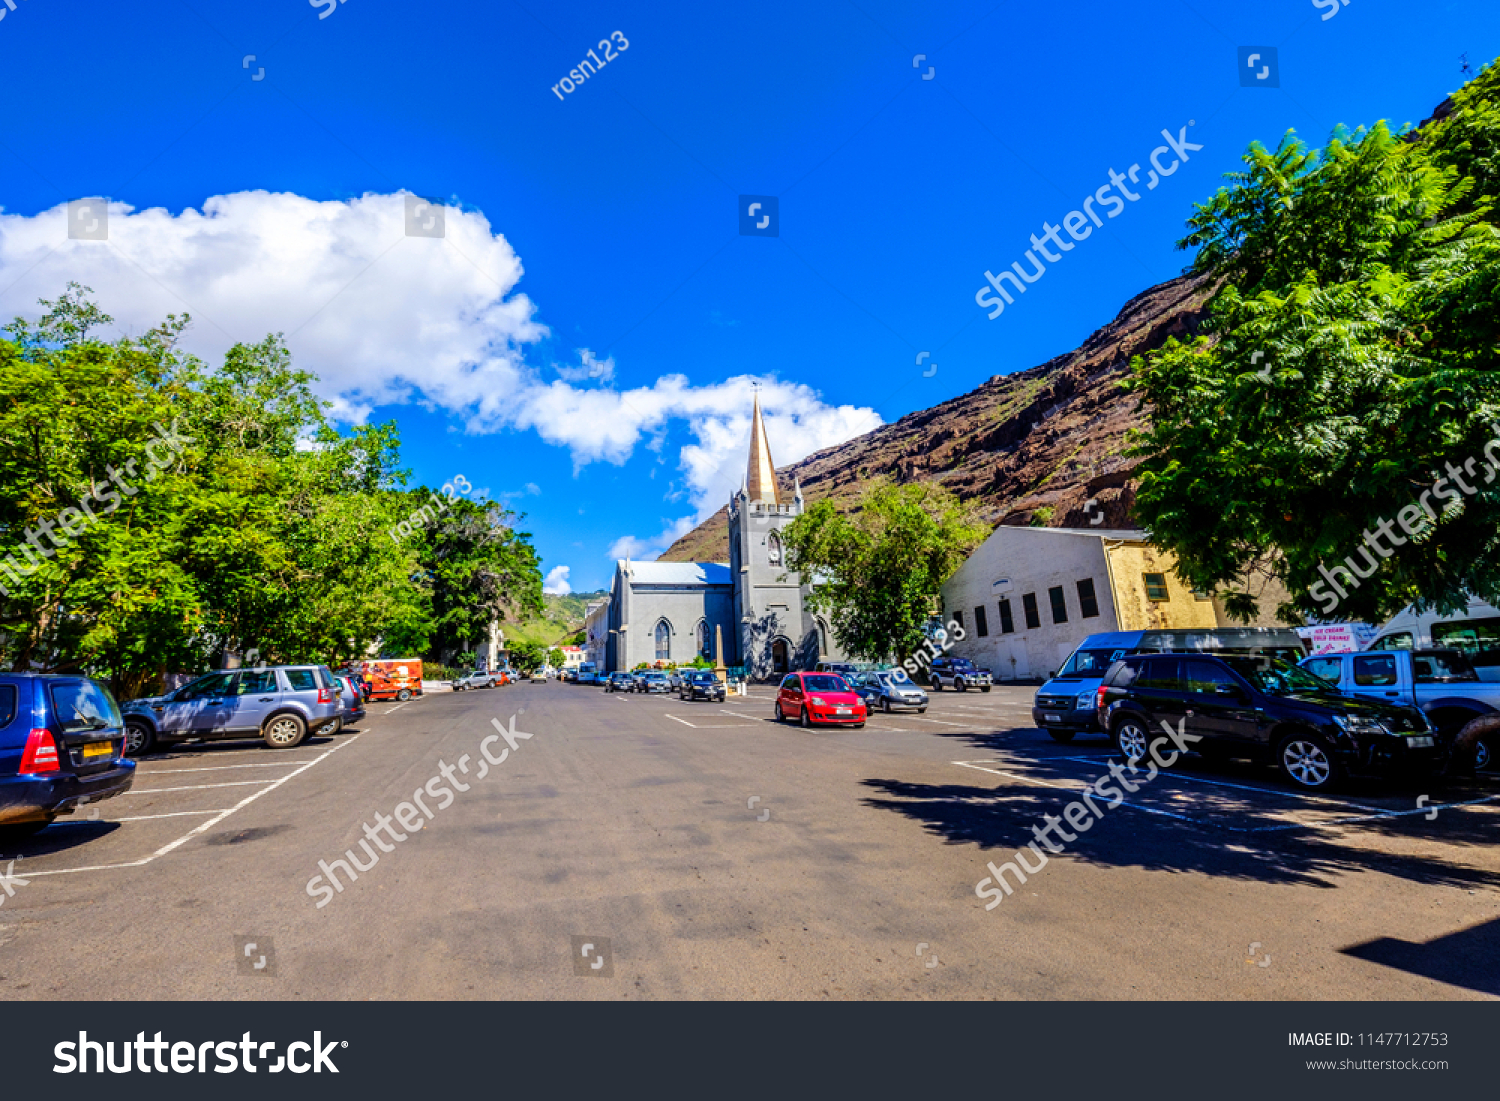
[81,741,114,759]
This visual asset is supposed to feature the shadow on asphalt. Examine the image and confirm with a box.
[1340,915,1500,997]
[0,819,123,861]
[858,724,1500,893]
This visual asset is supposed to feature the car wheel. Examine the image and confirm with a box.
[981,686,991,693]
[314,718,342,737]
[956,678,967,692]
[124,719,157,757]
[263,713,308,749]
[1047,730,1076,744]
[1277,732,1342,790]
[800,706,811,728]
[882,698,892,713]
[918,707,927,714]
[1475,736,1492,772]
[855,722,866,729]
[1112,716,1151,765]
[774,702,785,722]
[396,689,412,702]
[932,679,942,691]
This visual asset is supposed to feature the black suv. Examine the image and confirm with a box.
[928,657,992,692]
[1096,653,1442,790]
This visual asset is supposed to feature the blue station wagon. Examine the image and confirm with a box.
[0,674,136,838]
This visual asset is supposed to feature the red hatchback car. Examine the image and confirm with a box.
[775,673,867,728]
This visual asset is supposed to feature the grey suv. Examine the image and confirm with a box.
[121,665,342,755]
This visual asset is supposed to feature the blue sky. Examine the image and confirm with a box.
[2,0,1496,593]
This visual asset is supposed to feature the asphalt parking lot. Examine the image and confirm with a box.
[1,683,1495,1000]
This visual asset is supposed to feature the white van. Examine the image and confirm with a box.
[1369,596,1500,681]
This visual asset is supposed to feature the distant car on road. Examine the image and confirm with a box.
[1097,653,1440,791]
[679,671,726,702]
[928,657,992,692]
[121,665,342,755]
[453,670,500,691]
[851,671,928,713]
[775,672,867,728]
[1300,648,1497,771]
[637,671,671,694]
[605,672,633,692]
[0,673,136,839]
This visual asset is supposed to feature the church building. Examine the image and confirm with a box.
[601,395,845,679]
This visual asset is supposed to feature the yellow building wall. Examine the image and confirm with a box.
[1104,542,1219,632]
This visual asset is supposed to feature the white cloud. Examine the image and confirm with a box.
[606,516,697,562]
[0,191,882,552]
[543,565,572,595]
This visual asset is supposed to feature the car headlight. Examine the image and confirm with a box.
[1333,714,1387,736]
[809,696,827,706]
[1076,693,1093,710]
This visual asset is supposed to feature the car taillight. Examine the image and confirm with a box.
[317,688,335,704]
[20,728,61,773]
[1095,685,1108,711]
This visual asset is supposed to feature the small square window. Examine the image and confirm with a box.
[1143,573,1170,602]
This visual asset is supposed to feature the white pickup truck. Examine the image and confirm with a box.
[1300,649,1495,771]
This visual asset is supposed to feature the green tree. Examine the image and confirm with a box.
[545,647,565,670]
[509,639,544,674]
[781,480,988,662]
[1125,62,1500,624]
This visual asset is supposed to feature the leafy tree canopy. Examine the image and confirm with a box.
[1125,60,1500,624]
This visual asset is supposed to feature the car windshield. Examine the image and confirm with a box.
[948,660,975,670]
[1220,656,1336,697]
[1057,648,1124,677]
[803,675,848,692]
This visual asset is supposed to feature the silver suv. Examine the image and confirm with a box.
[121,665,342,755]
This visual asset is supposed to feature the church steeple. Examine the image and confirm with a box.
[745,390,780,506]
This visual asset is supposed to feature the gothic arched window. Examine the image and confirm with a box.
[817,618,830,655]
[767,531,782,566]
[697,619,711,658]
[654,619,672,661]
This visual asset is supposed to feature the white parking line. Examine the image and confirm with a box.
[719,710,768,722]
[24,734,362,878]
[138,761,315,775]
[1053,753,1389,812]
[123,779,292,795]
[665,714,697,728]
[115,810,234,822]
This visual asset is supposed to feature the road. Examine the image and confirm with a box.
[1,682,1496,999]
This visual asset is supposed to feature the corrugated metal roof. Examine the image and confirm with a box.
[620,560,732,586]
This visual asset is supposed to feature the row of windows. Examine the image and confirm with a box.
[650,616,830,658]
[961,578,1102,638]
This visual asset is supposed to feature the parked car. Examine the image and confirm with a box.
[453,670,501,691]
[1300,648,1496,771]
[851,671,928,713]
[605,672,633,692]
[637,671,671,694]
[679,671,726,702]
[1034,627,1309,741]
[929,656,993,692]
[325,675,364,733]
[575,663,598,685]
[121,665,342,755]
[775,672,867,728]
[1096,653,1441,790]
[0,674,136,838]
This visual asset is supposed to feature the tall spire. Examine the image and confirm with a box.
[746,390,780,505]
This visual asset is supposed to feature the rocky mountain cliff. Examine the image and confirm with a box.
[660,269,1218,564]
